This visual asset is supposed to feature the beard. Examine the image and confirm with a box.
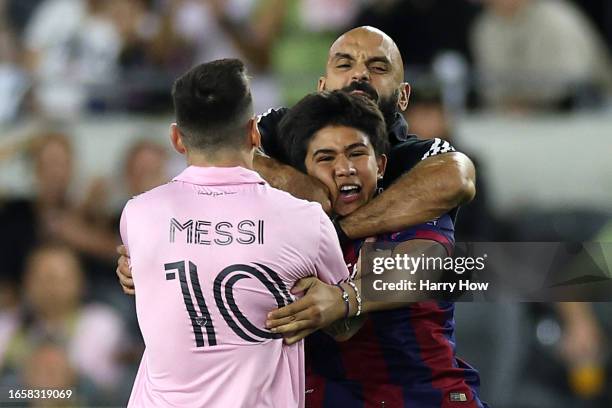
[340,82,400,130]
[377,89,400,130]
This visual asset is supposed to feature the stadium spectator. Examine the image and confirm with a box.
[0,245,126,404]
[123,139,169,197]
[80,138,171,232]
[351,0,480,68]
[471,0,612,111]
[21,343,83,406]
[264,0,359,105]
[23,0,122,117]
[557,302,606,402]
[160,0,283,112]
[0,133,118,292]
[107,0,179,71]
[103,0,188,112]
[0,133,76,288]
[404,82,454,141]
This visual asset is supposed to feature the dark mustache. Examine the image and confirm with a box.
[342,82,378,101]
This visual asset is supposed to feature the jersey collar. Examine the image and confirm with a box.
[172,165,266,186]
[388,113,414,144]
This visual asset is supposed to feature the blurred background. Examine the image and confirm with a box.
[0,0,611,407]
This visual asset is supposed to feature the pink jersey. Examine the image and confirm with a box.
[120,166,348,408]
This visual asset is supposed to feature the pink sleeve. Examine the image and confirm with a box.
[314,212,349,285]
[119,202,129,249]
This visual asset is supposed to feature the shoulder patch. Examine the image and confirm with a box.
[421,138,455,160]
[256,106,285,124]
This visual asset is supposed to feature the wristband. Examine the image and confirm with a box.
[347,281,362,317]
[331,216,351,247]
[335,283,350,320]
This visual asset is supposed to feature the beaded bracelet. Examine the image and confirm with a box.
[335,283,350,320]
[347,281,362,317]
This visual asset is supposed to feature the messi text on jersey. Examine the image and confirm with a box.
[169,218,265,245]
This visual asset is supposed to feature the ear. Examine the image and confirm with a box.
[169,123,187,155]
[376,154,387,179]
[317,76,326,92]
[397,82,411,112]
[248,117,261,148]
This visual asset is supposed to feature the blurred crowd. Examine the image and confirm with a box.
[1,0,612,407]
[0,132,168,405]
[1,0,612,122]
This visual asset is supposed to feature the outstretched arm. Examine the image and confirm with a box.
[340,152,475,240]
[266,239,447,344]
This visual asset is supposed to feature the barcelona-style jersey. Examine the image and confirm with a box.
[305,215,488,408]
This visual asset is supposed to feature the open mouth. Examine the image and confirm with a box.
[338,184,362,204]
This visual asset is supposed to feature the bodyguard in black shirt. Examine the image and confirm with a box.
[258,26,476,343]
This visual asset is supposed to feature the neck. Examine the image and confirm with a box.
[186,148,254,169]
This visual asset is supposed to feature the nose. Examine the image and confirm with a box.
[351,63,370,83]
[334,155,357,178]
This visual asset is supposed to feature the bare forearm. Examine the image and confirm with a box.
[341,152,476,239]
[253,154,332,213]
[253,153,290,188]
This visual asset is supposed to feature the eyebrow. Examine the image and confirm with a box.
[345,142,370,151]
[312,143,370,157]
[333,53,355,61]
[312,148,337,157]
[367,56,391,66]
[332,53,391,66]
